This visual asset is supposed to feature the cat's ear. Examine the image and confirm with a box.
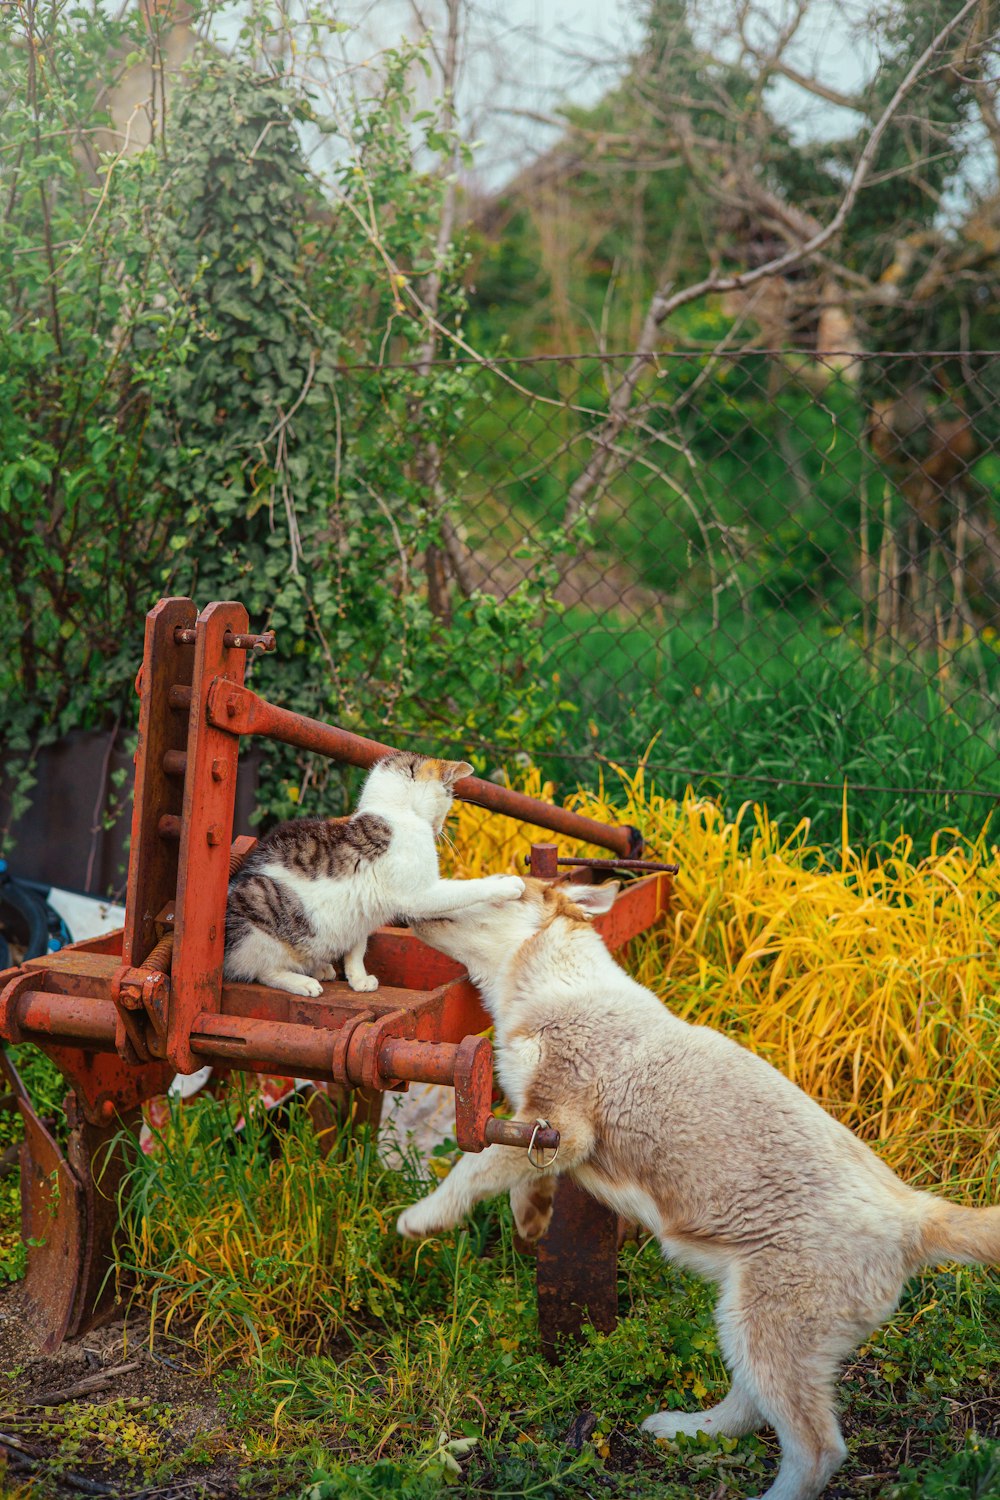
[441,760,473,786]
[560,881,619,917]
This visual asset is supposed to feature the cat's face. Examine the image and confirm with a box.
[363,752,473,834]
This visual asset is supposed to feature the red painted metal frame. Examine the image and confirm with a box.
[169,602,249,1071]
[0,596,671,1351]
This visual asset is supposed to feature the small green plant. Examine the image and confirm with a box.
[890,1437,1000,1499]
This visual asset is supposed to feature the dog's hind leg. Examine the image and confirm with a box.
[642,1376,761,1440]
[725,1273,850,1500]
[642,1271,762,1441]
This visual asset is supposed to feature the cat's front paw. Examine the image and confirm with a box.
[347,973,379,993]
[272,972,323,998]
[488,875,526,901]
[397,1197,449,1240]
[313,962,337,982]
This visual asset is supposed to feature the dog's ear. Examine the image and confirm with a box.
[561,881,619,917]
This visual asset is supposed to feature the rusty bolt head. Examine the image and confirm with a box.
[207,825,224,846]
[225,693,238,718]
[100,1099,115,1123]
[211,758,229,782]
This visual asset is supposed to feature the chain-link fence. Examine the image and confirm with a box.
[345,348,1000,850]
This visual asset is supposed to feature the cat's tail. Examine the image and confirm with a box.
[918,1199,1000,1268]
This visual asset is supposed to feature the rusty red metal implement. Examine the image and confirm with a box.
[0,598,671,1355]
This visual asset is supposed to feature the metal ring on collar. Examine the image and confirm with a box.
[527,1117,560,1170]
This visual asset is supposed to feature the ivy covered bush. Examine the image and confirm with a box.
[0,3,564,826]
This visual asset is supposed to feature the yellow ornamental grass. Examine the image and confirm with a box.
[445,769,1000,1200]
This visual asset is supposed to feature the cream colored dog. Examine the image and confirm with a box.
[396,877,1000,1500]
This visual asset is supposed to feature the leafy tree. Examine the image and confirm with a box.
[0,4,566,831]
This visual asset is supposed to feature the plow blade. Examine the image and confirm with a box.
[1,1048,127,1352]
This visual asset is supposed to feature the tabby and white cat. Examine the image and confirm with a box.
[224,751,524,997]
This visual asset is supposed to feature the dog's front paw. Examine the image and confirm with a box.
[489,875,525,901]
[397,1198,449,1240]
[511,1178,556,1242]
[348,972,379,993]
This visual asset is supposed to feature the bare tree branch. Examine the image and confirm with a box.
[559,0,982,542]
[763,58,866,113]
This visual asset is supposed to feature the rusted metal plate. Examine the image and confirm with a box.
[43,1045,171,1127]
[20,1118,86,1353]
[22,951,121,984]
[220,977,437,1026]
[365,928,466,989]
[170,602,249,1071]
[0,1050,86,1353]
[1,1049,162,1347]
[451,1035,493,1151]
[65,1110,138,1340]
[123,598,197,967]
[593,872,670,951]
[536,1177,619,1363]
[52,930,125,958]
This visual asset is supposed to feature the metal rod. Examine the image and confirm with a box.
[557,857,679,873]
[379,1037,459,1086]
[174,627,276,651]
[189,1013,333,1073]
[188,1015,471,1090]
[162,750,187,778]
[207,682,642,860]
[17,993,117,1046]
[484,1116,560,1150]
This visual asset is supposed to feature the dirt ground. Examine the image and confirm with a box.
[0,1285,241,1499]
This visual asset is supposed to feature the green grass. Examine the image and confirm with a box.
[533,607,1000,851]
[0,1076,996,1497]
[443,349,1000,854]
[137,1097,999,1498]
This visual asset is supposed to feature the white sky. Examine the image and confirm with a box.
[337,0,878,187]
[188,0,994,208]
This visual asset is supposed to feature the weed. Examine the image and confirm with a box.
[449,772,1000,1196]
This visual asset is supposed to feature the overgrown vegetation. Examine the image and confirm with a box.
[117,1091,1000,1499]
[2,0,999,851]
[0,780,997,1493]
[0,2,565,829]
[0,784,964,1493]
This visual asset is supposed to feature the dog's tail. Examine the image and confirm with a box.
[918,1199,1000,1268]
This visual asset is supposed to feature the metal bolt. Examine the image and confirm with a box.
[207,825,224,846]
[225,694,238,718]
[100,1099,115,1123]
[211,758,228,782]
[119,982,143,1009]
